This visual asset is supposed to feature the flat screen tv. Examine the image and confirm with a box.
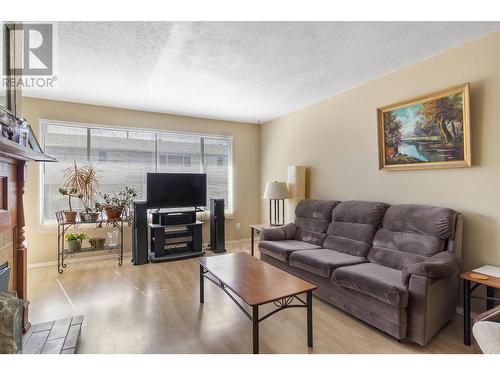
[147,173,207,209]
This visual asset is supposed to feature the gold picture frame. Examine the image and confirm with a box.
[377,83,471,171]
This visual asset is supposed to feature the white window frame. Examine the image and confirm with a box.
[39,119,234,224]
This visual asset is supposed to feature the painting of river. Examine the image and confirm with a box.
[378,84,470,170]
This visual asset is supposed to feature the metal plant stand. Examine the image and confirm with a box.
[56,211,124,274]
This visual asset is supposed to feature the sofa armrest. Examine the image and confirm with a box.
[474,305,500,325]
[260,223,296,241]
[402,251,460,285]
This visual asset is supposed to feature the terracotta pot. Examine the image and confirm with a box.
[105,206,122,220]
[63,211,78,224]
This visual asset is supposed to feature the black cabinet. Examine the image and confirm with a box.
[149,220,204,262]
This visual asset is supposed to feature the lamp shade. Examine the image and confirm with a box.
[263,181,289,199]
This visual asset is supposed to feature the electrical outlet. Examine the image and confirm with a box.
[236,223,241,231]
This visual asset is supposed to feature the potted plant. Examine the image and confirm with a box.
[65,232,89,252]
[58,187,81,223]
[89,237,106,250]
[97,194,122,220]
[62,162,101,223]
[97,187,137,224]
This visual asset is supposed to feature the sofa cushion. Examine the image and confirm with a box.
[373,228,445,257]
[323,201,389,257]
[258,240,321,262]
[368,204,457,270]
[331,200,389,226]
[322,236,371,258]
[368,246,427,271]
[293,199,339,245]
[331,263,409,307]
[294,199,340,233]
[382,204,457,239]
[296,199,340,221]
[289,249,366,278]
[293,229,326,247]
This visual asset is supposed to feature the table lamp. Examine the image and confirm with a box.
[263,181,289,226]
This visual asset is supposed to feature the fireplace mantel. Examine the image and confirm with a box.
[0,133,55,332]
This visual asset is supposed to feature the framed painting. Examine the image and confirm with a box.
[377,83,471,171]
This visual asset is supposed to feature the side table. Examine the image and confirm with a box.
[460,269,500,345]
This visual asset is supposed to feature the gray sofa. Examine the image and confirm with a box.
[259,199,463,346]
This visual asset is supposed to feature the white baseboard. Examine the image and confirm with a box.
[28,252,132,269]
[227,238,251,243]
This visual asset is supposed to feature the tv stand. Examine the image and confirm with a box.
[149,219,204,262]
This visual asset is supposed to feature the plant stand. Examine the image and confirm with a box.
[55,211,124,274]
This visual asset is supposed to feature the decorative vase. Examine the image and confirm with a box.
[63,211,77,224]
[105,207,122,220]
[66,239,82,252]
[89,237,105,250]
[79,211,100,223]
[106,230,119,247]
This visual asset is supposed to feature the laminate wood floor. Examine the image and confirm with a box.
[27,241,473,354]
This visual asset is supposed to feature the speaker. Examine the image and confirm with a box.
[132,201,149,265]
[210,198,225,253]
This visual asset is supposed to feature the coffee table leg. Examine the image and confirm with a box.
[307,290,313,348]
[200,265,204,304]
[251,227,255,256]
[252,305,259,354]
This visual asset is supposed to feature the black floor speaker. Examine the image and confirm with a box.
[132,201,149,265]
[210,198,226,253]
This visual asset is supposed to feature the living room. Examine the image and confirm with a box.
[2,0,500,372]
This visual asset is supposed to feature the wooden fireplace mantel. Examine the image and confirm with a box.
[0,136,55,332]
[1,21,55,333]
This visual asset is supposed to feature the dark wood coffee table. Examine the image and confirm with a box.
[197,252,317,354]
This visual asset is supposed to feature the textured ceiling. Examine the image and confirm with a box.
[27,22,500,123]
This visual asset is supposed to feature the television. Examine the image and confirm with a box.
[147,173,207,209]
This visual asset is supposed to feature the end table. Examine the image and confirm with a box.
[460,269,500,345]
[249,224,282,256]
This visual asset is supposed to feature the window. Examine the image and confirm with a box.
[204,138,232,214]
[41,120,233,222]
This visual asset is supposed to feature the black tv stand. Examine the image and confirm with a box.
[149,208,204,262]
